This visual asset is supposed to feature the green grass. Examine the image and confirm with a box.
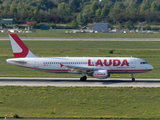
[0,86,160,119]
[1,30,160,38]
[0,40,159,78]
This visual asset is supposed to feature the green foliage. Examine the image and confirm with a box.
[124,21,135,29]
[108,50,114,54]
[140,3,148,12]
[114,1,125,9]
[118,23,124,29]
[70,0,81,12]
[109,8,125,23]
[76,13,88,26]
[70,20,78,28]
[90,1,99,13]
[13,114,19,118]
[95,9,101,16]
[57,2,71,16]
[0,0,160,25]
[101,7,109,16]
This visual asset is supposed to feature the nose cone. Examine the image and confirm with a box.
[148,64,153,71]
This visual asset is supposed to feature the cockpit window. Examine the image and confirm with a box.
[140,62,148,64]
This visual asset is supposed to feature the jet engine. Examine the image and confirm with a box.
[93,70,108,79]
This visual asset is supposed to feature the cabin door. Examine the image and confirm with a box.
[34,59,39,68]
[131,59,135,68]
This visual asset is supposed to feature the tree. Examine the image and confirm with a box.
[118,23,124,29]
[70,19,78,28]
[100,0,114,8]
[10,6,17,13]
[101,7,109,16]
[58,2,71,15]
[142,0,154,8]
[95,9,101,16]
[109,8,125,23]
[10,2,17,13]
[113,2,125,9]
[150,1,159,12]
[90,1,99,13]
[58,2,66,13]
[140,3,148,13]
[136,0,143,4]
[76,13,87,26]
[125,2,138,22]
[1,0,160,25]
[82,4,92,15]
[70,0,81,12]
[124,21,135,29]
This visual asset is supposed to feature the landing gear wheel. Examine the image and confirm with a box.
[132,78,135,82]
[131,73,135,82]
[80,76,87,81]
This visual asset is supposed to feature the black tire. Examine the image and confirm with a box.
[80,76,87,81]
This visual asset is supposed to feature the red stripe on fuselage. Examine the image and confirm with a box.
[10,34,29,58]
[109,69,152,72]
[16,65,152,73]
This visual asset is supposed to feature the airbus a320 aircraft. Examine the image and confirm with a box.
[6,34,153,81]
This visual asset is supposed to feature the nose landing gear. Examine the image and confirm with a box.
[131,74,135,82]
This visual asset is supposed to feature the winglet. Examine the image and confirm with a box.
[9,34,37,58]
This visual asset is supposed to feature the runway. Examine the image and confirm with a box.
[0,77,160,87]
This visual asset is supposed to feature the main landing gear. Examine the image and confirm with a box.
[131,73,135,82]
[80,76,87,81]
[80,74,87,81]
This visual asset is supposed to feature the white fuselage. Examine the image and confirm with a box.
[6,57,153,75]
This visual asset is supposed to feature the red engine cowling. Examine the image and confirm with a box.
[93,70,108,79]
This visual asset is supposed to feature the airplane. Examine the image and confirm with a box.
[6,34,153,82]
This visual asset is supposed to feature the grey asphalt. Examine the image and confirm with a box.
[0,37,160,41]
[0,77,160,87]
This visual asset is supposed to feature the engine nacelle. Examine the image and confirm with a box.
[93,70,108,79]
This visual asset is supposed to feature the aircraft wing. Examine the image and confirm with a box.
[65,65,102,73]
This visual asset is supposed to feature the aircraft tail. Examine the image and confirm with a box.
[9,34,37,58]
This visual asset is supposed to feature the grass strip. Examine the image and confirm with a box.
[0,86,160,119]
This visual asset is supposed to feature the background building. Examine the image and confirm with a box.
[0,19,13,24]
[93,23,108,32]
